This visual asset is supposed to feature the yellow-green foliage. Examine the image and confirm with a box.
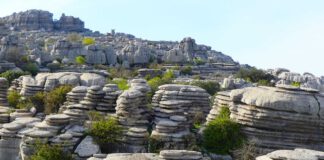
[111,78,130,90]
[202,107,244,154]
[0,70,29,84]
[16,100,35,110]
[7,90,21,108]
[75,56,86,65]
[291,81,301,87]
[82,37,95,45]
[67,33,82,42]
[88,117,123,145]
[44,85,73,114]
[30,142,72,160]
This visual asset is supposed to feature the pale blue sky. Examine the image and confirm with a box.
[1,0,324,76]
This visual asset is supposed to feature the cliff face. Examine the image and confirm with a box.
[0,10,85,32]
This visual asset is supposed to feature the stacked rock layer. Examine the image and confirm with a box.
[116,89,149,152]
[206,91,231,123]
[229,86,324,154]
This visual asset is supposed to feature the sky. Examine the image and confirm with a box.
[1,0,324,76]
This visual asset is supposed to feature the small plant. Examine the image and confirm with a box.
[232,139,258,160]
[258,79,272,86]
[148,135,165,153]
[16,100,35,110]
[22,62,39,76]
[202,107,244,154]
[218,106,231,119]
[235,67,274,83]
[75,55,86,65]
[193,111,205,129]
[29,92,46,113]
[44,85,72,114]
[193,57,206,65]
[111,79,130,90]
[46,63,61,72]
[88,111,104,121]
[180,66,193,75]
[0,70,29,84]
[82,37,95,45]
[88,117,123,145]
[30,142,72,160]
[7,90,21,108]
[190,80,220,96]
[291,81,301,87]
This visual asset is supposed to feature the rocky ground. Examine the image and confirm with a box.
[1,9,324,160]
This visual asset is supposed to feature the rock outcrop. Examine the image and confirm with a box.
[256,148,324,160]
[54,13,85,32]
[229,86,324,154]
[206,91,231,124]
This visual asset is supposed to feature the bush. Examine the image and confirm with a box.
[190,81,220,96]
[75,56,86,65]
[22,62,39,76]
[46,63,61,72]
[107,67,138,79]
[148,135,165,153]
[291,81,301,87]
[29,92,46,113]
[111,79,129,90]
[88,111,104,121]
[0,70,29,84]
[88,117,123,145]
[202,107,244,154]
[44,85,72,114]
[7,90,21,108]
[235,67,274,84]
[16,100,35,110]
[30,142,72,160]
[82,37,95,45]
[147,70,175,100]
[193,57,206,65]
[180,66,193,75]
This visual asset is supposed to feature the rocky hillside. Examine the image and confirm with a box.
[0,9,238,73]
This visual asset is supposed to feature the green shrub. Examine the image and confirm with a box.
[235,67,274,83]
[88,111,104,121]
[16,100,35,110]
[7,90,21,108]
[291,81,301,87]
[30,142,72,160]
[82,37,95,45]
[22,62,39,76]
[44,85,72,114]
[75,56,86,65]
[46,63,61,72]
[193,57,206,65]
[29,92,46,113]
[148,135,165,153]
[0,70,29,84]
[147,70,175,100]
[202,107,243,154]
[88,117,123,145]
[190,81,220,96]
[257,79,272,86]
[180,66,193,75]
[111,79,129,90]
[107,67,138,79]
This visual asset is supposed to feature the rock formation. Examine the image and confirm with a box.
[0,78,9,108]
[54,13,85,32]
[229,86,324,154]
[206,91,231,124]
[256,148,324,160]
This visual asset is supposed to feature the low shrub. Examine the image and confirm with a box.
[75,56,86,65]
[111,79,130,90]
[29,92,46,113]
[88,117,123,145]
[7,90,21,108]
[180,66,193,75]
[82,37,95,45]
[22,62,39,76]
[202,107,244,154]
[44,85,72,114]
[107,67,138,79]
[148,135,165,153]
[30,142,72,160]
[0,70,29,84]
[291,81,301,87]
[16,100,35,110]
[147,70,175,100]
[190,81,220,96]
[46,63,61,72]
[235,67,274,84]
[88,111,104,121]
[193,57,206,65]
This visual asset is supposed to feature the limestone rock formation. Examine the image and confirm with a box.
[54,13,85,32]
[0,78,9,108]
[50,39,83,61]
[256,148,324,160]
[229,86,324,154]
[206,91,231,124]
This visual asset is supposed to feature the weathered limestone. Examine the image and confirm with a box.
[0,78,9,108]
[206,91,231,123]
[256,148,324,160]
[152,84,210,123]
[229,86,324,154]
[97,84,122,113]
[116,89,149,152]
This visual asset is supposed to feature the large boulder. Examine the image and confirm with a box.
[229,86,324,154]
